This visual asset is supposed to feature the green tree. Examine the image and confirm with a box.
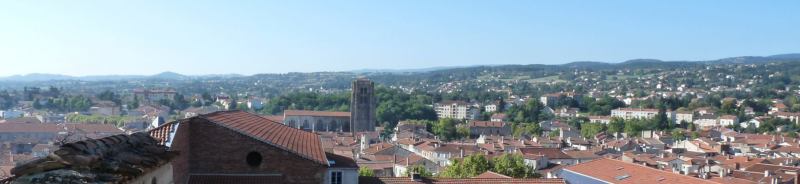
[687,121,696,131]
[607,117,625,134]
[32,98,42,109]
[513,123,543,137]
[228,99,238,110]
[403,165,433,177]
[720,100,737,114]
[580,123,606,138]
[457,126,471,139]
[433,118,461,140]
[358,167,375,177]
[548,131,559,138]
[491,154,536,178]
[624,119,643,137]
[671,129,686,141]
[440,154,491,178]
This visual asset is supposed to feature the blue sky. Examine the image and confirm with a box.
[0,1,798,76]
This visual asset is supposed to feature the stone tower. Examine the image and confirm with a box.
[350,78,376,134]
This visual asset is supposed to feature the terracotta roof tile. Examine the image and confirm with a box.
[518,148,572,159]
[473,171,512,179]
[563,158,720,184]
[64,123,123,134]
[0,123,62,133]
[283,110,350,117]
[359,177,565,184]
[201,111,328,165]
[468,121,506,128]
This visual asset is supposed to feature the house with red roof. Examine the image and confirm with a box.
[468,120,511,137]
[150,110,358,184]
[562,158,723,184]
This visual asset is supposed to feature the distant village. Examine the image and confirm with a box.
[2,61,800,183]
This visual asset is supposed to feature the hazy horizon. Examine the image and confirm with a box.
[1,52,799,77]
[1,1,799,76]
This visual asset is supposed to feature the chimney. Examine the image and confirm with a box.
[772,175,781,184]
[406,157,410,166]
[393,155,397,164]
[765,170,772,178]
[735,163,740,170]
[459,148,465,158]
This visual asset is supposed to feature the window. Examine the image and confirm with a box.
[246,151,263,167]
[330,171,342,184]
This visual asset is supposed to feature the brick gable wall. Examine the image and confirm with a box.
[171,118,327,184]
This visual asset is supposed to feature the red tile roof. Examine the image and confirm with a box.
[202,111,328,165]
[563,158,720,184]
[359,177,565,184]
[468,121,506,128]
[149,121,178,145]
[65,123,123,134]
[473,171,512,179]
[150,110,329,165]
[614,108,660,112]
[0,123,62,133]
[283,110,350,117]
[518,147,572,159]
[261,115,284,123]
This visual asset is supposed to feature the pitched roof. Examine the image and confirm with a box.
[563,158,720,184]
[326,152,358,168]
[468,121,506,128]
[518,147,572,159]
[613,108,660,112]
[359,177,565,184]
[283,110,350,117]
[0,123,63,133]
[8,132,175,183]
[491,113,507,119]
[64,123,123,134]
[199,111,329,165]
[473,171,512,179]
[261,115,284,123]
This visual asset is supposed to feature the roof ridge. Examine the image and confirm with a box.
[198,111,329,166]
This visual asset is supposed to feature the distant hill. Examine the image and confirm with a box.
[349,66,472,74]
[0,71,244,82]
[0,73,74,82]
[151,71,188,80]
[706,53,800,64]
[2,53,798,82]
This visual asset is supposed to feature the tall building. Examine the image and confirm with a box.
[434,100,480,120]
[351,78,376,134]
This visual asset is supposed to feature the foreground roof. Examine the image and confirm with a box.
[150,110,328,165]
[563,158,720,184]
[359,177,565,184]
[4,132,175,184]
